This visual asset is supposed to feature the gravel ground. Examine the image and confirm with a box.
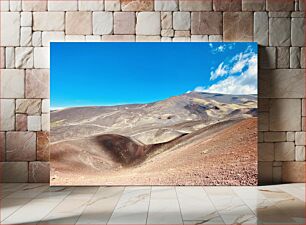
[51,118,257,186]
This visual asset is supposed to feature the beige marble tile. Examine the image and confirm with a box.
[148,198,183,224]
[5,183,48,199]
[35,187,73,200]
[231,187,266,200]
[274,197,305,223]
[1,198,33,222]
[1,183,26,192]
[255,202,297,224]
[277,184,305,202]
[147,187,183,224]
[150,186,178,199]
[1,184,305,224]
[67,186,99,200]
[39,187,97,224]
[2,197,66,224]
[242,197,274,213]
[76,187,124,224]
[204,187,257,224]
[108,187,150,224]
[183,216,224,225]
[176,187,216,221]
[214,198,257,224]
[256,186,304,222]
[0,183,27,199]
[204,186,236,196]
[39,200,89,224]
[1,187,68,223]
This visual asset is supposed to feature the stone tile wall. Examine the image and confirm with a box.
[0,0,305,184]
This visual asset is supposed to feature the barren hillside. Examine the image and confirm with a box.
[50,92,258,185]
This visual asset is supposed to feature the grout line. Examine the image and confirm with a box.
[0,183,32,222]
[145,186,152,225]
[74,186,100,224]
[174,186,184,224]
[230,186,263,222]
[37,186,75,223]
[1,197,32,222]
[106,186,126,225]
[1,183,50,223]
[202,186,227,225]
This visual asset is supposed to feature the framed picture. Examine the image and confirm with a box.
[50,42,258,185]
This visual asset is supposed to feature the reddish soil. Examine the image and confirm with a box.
[51,118,257,186]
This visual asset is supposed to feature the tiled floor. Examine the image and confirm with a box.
[0,183,305,224]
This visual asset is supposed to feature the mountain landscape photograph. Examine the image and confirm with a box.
[50,42,258,186]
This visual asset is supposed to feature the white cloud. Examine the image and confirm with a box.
[201,65,257,95]
[216,45,225,52]
[210,62,228,81]
[209,43,236,54]
[194,86,206,92]
[230,51,255,74]
[195,47,257,95]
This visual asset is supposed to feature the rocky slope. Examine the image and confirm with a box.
[50,92,257,185]
[51,118,257,185]
[51,92,257,144]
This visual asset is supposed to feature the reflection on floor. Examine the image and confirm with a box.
[0,183,305,224]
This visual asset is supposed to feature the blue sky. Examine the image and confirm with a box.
[51,42,257,108]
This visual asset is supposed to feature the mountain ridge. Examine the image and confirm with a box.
[51,91,257,145]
